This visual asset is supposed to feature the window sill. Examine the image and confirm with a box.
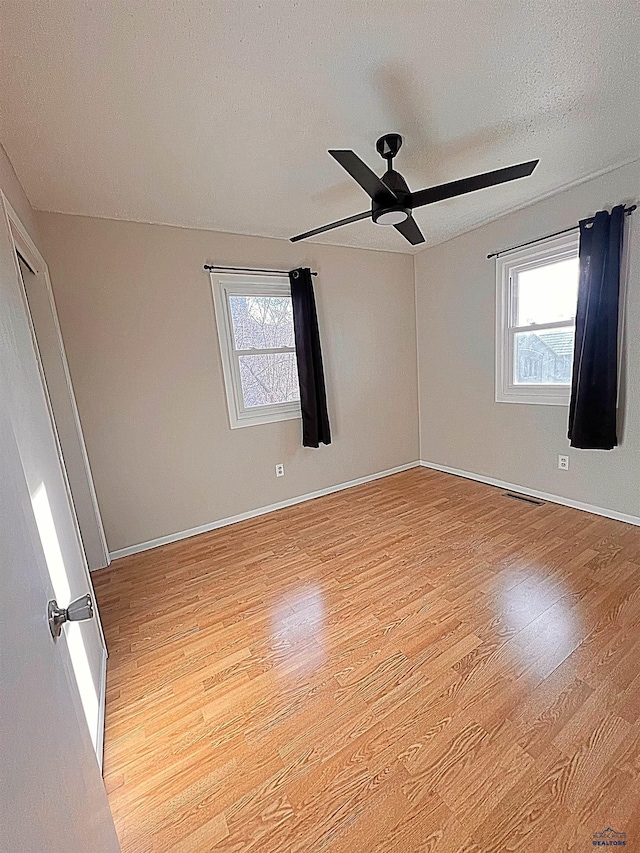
[496,390,570,406]
[229,406,301,429]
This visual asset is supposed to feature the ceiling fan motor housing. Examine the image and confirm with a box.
[372,167,411,225]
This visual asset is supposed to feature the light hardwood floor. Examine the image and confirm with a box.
[93,468,640,852]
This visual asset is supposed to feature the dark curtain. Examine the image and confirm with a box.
[289,268,331,447]
[568,205,625,450]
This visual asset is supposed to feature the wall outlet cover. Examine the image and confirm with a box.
[558,455,569,470]
[275,464,285,478]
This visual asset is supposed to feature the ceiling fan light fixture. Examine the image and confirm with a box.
[373,206,410,226]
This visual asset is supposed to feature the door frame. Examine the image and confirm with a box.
[3,195,110,570]
[1,192,109,764]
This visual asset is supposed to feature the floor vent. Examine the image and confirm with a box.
[503,492,545,506]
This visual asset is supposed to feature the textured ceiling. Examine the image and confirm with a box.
[1,1,639,253]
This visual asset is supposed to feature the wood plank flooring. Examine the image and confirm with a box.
[93,468,640,852]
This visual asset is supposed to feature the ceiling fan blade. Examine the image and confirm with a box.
[394,215,425,245]
[410,160,539,209]
[329,150,397,202]
[290,210,372,243]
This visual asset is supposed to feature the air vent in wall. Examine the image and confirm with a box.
[503,493,545,506]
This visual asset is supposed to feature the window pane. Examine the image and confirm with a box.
[515,258,579,326]
[229,295,295,350]
[238,353,300,408]
[514,328,575,385]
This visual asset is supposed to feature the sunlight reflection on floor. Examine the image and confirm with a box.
[270,584,327,678]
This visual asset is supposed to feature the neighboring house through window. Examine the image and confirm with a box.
[495,232,579,405]
[210,272,301,428]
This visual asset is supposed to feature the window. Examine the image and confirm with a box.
[495,233,579,405]
[210,273,301,428]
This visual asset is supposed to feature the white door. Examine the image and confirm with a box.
[0,391,121,853]
[0,192,108,759]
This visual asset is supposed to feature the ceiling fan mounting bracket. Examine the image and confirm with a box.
[376,133,403,164]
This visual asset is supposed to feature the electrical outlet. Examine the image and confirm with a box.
[558,455,569,471]
[275,463,285,478]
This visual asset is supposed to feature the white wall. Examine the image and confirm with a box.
[415,160,640,519]
[36,212,419,554]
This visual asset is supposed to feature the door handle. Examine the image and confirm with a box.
[48,593,94,640]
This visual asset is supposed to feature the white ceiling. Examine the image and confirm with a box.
[1,1,639,253]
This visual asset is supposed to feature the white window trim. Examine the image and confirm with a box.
[210,272,301,429]
[495,232,579,406]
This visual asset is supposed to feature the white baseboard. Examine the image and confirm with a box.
[419,460,640,527]
[108,458,639,562]
[108,461,421,561]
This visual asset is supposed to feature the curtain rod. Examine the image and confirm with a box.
[204,264,317,276]
[487,204,636,259]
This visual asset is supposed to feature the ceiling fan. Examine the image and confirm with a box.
[290,133,538,245]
